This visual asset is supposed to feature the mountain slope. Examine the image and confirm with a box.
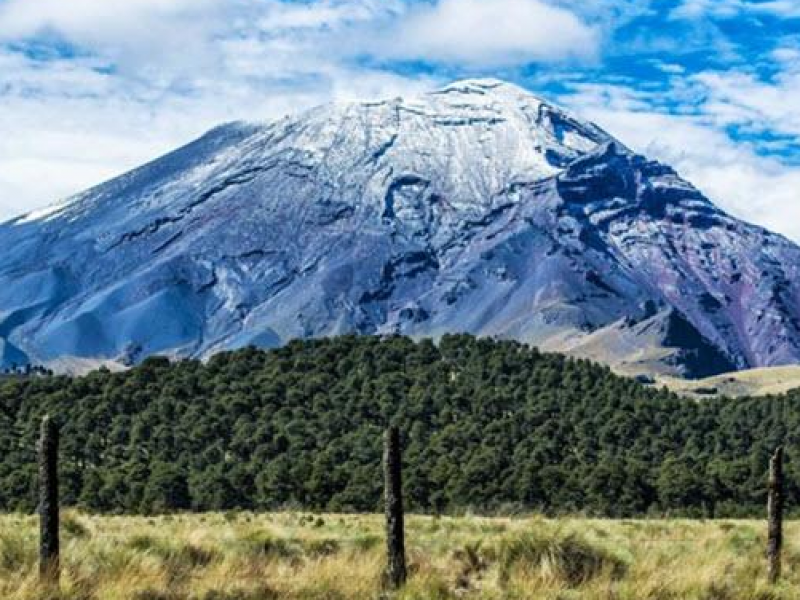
[2,79,800,377]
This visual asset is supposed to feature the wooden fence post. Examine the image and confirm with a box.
[384,426,407,589]
[38,415,60,583]
[767,446,784,584]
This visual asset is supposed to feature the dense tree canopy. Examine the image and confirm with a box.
[0,335,798,517]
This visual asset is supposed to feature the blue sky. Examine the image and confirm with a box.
[1,0,799,239]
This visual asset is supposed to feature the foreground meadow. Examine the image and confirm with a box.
[0,512,798,599]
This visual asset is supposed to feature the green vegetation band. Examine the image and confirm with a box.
[0,335,798,517]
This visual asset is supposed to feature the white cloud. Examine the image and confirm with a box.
[691,63,800,139]
[375,0,599,66]
[757,1,800,17]
[671,0,800,19]
[258,0,402,31]
[0,0,222,46]
[0,0,228,76]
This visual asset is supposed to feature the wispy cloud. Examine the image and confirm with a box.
[671,0,800,19]
[370,0,600,66]
[692,64,800,143]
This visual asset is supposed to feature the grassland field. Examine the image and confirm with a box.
[655,365,800,398]
[1,512,799,599]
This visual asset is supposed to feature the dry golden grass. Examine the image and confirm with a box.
[1,511,799,599]
[657,365,800,398]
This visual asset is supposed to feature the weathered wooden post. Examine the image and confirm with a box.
[384,426,407,589]
[767,446,784,584]
[38,415,60,583]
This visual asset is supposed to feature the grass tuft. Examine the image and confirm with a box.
[494,527,629,585]
[62,514,91,540]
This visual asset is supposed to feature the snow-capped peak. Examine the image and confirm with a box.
[14,79,613,228]
[432,77,545,101]
[233,78,617,215]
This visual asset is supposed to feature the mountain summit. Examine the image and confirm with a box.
[2,79,800,377]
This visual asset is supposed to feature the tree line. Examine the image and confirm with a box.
[0,334,797,517]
